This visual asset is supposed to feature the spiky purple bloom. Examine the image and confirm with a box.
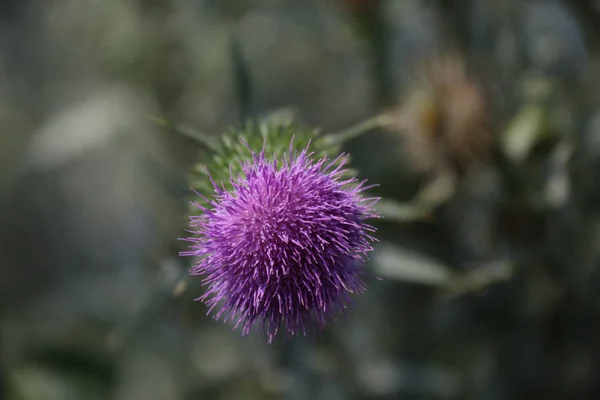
[181,140,379,342]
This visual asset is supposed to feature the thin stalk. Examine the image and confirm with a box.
[150,116,219,151]
[323,114,393,146]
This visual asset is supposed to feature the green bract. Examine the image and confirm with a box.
[188,121,352,211]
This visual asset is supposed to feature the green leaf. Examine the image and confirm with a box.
[501,105,546,163]
[374,198,430,222]
[441,259,514,300]
[373,243,453,286]
[150,116,218,150]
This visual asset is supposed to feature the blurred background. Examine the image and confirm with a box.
[2,0,600,399]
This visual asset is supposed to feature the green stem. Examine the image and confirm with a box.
[151,116,219,150]
[323,114,393,145]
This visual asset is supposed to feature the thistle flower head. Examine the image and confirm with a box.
[181,138,379,342]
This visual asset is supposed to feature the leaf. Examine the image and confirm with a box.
[501,105,546,163]
[416,170,457,208]
[150,116,218,150]
[374,198,431,222]
[441,259,514,300]
[373,243,453,286]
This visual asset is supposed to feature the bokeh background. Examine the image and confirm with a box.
[2,0,600,399]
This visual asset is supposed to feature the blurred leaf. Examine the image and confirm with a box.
[374,198,430,222]
[374,243,514,294]
[151,116,218,150]
[416,170,457,208]
[10,362,109,400]
[501,105,546,163]
[441,259,514,300]
[544,142,573,208]
[373,243,453,286]
[374,172,456,222]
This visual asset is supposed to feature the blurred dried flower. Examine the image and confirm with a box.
[181,139,379,342]
[389,54,492,176]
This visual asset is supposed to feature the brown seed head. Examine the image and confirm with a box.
[390,55,492,175]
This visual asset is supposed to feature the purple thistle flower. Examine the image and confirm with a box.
[181,139,379,342]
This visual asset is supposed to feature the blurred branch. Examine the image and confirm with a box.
[323,113,393,145]
[374,170,456,222]
[229,33,256,123]
[440,259,514,301]
[150,116,219,150]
